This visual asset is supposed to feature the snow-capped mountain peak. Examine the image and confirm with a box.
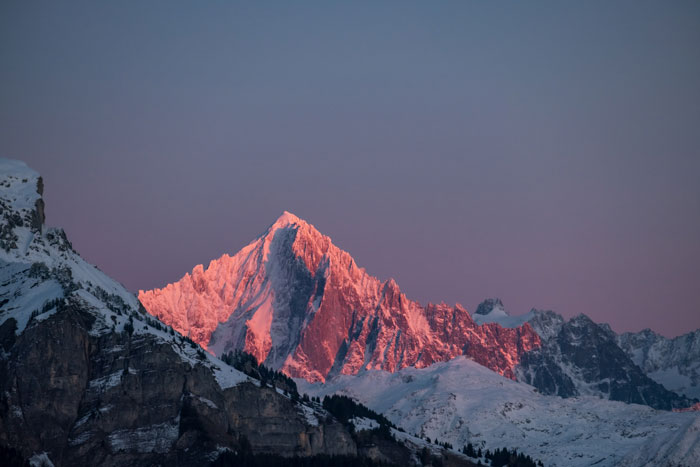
[140,213,541,382]
[271,210,306,228]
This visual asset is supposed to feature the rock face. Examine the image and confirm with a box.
[515,311,697,410]
[0,159,387,466]
[139,212,541,382]
[618,328,700,400]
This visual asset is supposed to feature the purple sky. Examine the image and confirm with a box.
[2,1,699,337]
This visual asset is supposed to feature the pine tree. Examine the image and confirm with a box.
[419,447,430,465]
[465,442,476,457]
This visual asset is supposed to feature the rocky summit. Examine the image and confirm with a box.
[139,212,698,411]
[140,211,541,382]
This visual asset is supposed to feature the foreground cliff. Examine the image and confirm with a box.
[0,159,412,466]
[140,211,541,382]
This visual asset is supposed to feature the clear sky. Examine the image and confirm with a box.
[2,1,699,337]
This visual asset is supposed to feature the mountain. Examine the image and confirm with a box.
[468,299,698,410]
[0,159,418,466]
[140,213,696,410]
[5,159,697,465]
[618,328,700,400]
[516,311,695,409]
[472,298,535,328]
[298,356,700,467]
[140,212,541,383]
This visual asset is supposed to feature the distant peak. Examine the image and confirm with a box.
[569,313,595,326]
[475,298,507,316]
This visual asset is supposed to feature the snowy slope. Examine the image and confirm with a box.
[299,356,700,467]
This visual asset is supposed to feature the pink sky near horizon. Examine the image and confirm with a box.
[2,1,699,337]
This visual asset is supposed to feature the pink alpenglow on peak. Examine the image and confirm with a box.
[273,210,305,227]
[139,211,541,382]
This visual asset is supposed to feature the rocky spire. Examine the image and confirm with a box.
[140,213,541,382]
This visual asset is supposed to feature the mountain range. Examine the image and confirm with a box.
[2,159,699,466]
[139,211,698,411]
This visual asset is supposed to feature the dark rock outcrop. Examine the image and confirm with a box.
[474,298,504,316]
[516,313,697,410]
[618,327,700,400]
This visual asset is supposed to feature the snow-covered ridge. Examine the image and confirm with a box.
[299,356,700,467]
[0,158,248,390]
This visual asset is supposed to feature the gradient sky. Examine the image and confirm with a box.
[2,1,699,337]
